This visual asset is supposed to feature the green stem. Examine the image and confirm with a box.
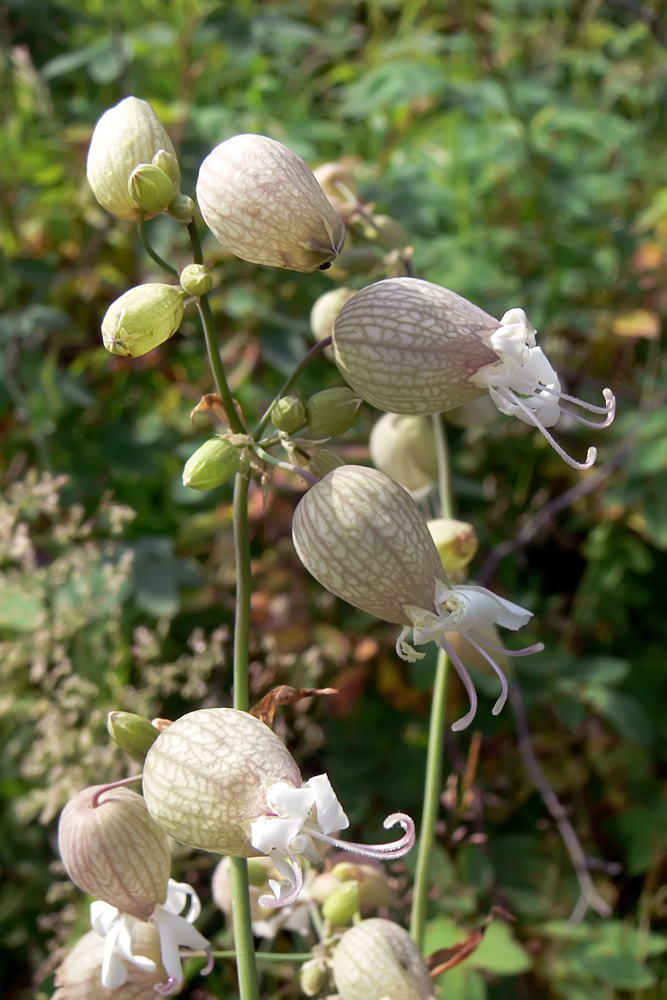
[252,445,318,485]
[233,473,252,712]
[409,646,449,947]
[228,857,261,1000]
[204,952,314,962]
[410,413,453,948]
[188,218,204,265]
[196,298,245,433]
[136,213,180,278]
[252,337,332,440]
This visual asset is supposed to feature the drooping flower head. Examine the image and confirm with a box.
[141,707,414,907]
[58,785,210,996]
[196,134,346,272]
[333,278,615,470]
[332,918,435,1000]
[292,466,543,731]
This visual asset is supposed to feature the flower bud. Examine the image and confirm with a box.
[445,394,498,428]
[310,288,356,356]
[182,437,241,490]
[333,919,434,1000]
[152,148,181,188]
[127,163,176,215]
[167,193,196,223]
[427,518,478,573]
[326,242,380,280]
[313,162,358,214]
[299,957,327,997]
[293,466,445,626]
[86,97,176,221]
[102,283,184,358]
[322,879,360,925]
[365,214,410,251]
[53,926,171,1000]
[272,394,306,433]
[331,861,398,908]
[58,786,171,921]
[107,712,160,764]
[369,413,438,493]
[142,708,302,856]
[179,263,213,297]
[305,387,363,437]
[333,277,498,414]
[303,449,346,479]
[196,134,346,272]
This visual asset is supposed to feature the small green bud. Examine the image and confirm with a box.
[128,163,176,214]
[107,711,160,764]
[427,518,478,572]
[271,394,306,433]
[102,283,185,358]
[322,879,361,925]
[167,193,196,223]
[305,387,362,437]
[182,437,242,491]
[299,957,327,997]
[304,449,345,479]
[152,148,181,188]
[365,214,410,251]
[179,263,213,297]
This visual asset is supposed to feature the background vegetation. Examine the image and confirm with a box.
[2,0,667,997]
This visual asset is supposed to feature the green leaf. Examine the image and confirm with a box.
[469,920,533,975]
[587,954,656,989]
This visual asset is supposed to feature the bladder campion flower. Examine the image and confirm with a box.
[332,918,435,1000]
[101,283,184,358]
[292,466,543,731]
[369,412,438,494]
[58,785,210,996]
[333,278,615,470]
[142,708,414,907]
[196,134,346,272]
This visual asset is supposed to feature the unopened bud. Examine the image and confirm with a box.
[305,387,362,437]
[179,263,213,297]
[326,243,380,280]
[333,919,435,1000]
[197,134,346,272]
[427,518,478,572]
[183,437,241,490]
[53,926,170,1000]
[107,712,159,764]
[331,862,398,908]
[313,162,358,209]
[310,288,356,350]
[167,193,196,223]
[272,395,306,433]
[152,148,181,188]
[322,880,360,925]
[303,449,345,478]
[58,785,171,920]
[446,394,498,428]
[86,97,176,221]
[102,283,184,358]
[369,413,437,494]
[128,163,176,214]
[365,214,410,251]
[299,957,327,997]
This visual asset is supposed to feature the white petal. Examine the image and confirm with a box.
[306,774,349,834]
[266,780,316,824]
[116,917,157,974]
[165,879,202,922]
[100,922,128,989]
[90,899,120,937]
[251,814,306,853]
[463,586,533,629]
[151,907,185,982]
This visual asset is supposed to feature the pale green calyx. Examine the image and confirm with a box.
[58,785,171,921]
[152,148,181,187]
[107,711,160,763]
[127,163,176,214]
[304,449,345,479]
[272,394,306,433]
[86,97,176,221]
[182,437,241,490]
[427,517,478,572]
[305,387,363,437]
[292,465,543,731]
[321,879,361,925]
[102,283,184,358]
[332,919,435,1000]
[369,413,438,495]
[179,263,213,297]
[196,134,346,272]
[167,194,196,223]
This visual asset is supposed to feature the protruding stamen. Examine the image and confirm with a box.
[154,975,179,996]
[468,631,545,658]
[463,635,509,716]
[537,384,616,422]
[508,390,597,470]
[441,637,478,731]
[258,849,303,909]
[201,948,214,975]
[303,811,415,859]
[91,773,143,808]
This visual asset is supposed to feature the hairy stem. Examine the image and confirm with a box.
[410,415,452,948]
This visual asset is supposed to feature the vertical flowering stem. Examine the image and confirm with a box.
[186,220,259,1000]
[410,415,452,948]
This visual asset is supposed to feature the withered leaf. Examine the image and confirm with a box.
[251,684,338,727]
[428,907,515,977]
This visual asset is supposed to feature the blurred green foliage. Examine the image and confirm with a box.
[2,0,667,998]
